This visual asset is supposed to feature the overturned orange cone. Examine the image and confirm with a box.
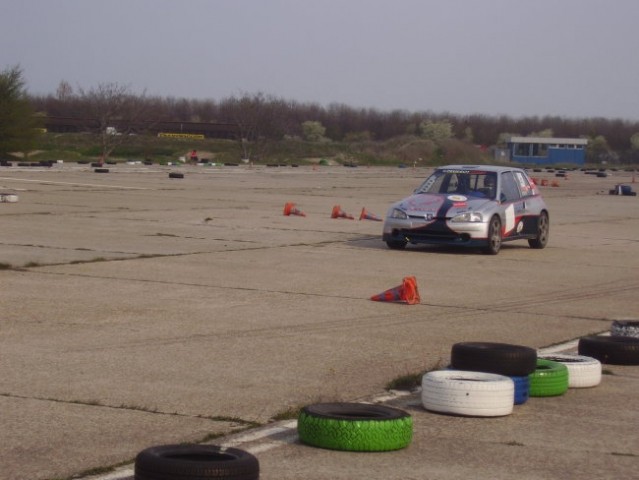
[371,276,420,305]
[359,207,382,221]
[283,202,306,217]
[331,205,354,220]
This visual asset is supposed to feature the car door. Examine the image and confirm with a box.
[499,171,526,237]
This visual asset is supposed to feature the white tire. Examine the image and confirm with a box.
[421,370,514,417]
[538,353,601,388]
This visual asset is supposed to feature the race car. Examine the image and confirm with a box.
[382,165,549,254]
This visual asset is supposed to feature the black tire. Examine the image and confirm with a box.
[483,215,502,255]
[451,342,537,376]
[297,402,412,451]
[578,335,639,365]
[169,172,184,179]
[134,444,259,480]
[528,211,549,249]
[386,239,407,250]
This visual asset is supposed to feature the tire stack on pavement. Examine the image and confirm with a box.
[420,342,537,416]
[420,341,607,418]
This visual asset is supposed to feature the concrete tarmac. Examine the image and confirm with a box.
[0,163,637,480]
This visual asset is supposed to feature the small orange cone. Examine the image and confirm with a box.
[283,202,306,217]
[359,207,383,221]
[331,205,354,220]
[370,276,420,305]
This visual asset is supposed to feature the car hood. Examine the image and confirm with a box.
[394,193,494,217]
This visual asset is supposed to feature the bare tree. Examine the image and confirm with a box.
[77,82,156,161]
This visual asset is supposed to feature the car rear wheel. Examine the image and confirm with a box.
[483,215,502,255]
[528,211,549,249]
[386,239,407,250]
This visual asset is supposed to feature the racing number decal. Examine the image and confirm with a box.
[504,204,516,233]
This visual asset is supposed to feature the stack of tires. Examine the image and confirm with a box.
[421,342,537,417]
[420,340,607,417]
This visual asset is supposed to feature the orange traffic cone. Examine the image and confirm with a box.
[331,205,354,220]
[370,276,420,305]
[283,202,306,217]
[359,207,383,221]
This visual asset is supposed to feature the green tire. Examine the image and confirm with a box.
[529,359,569,397]
[297,403,413,452]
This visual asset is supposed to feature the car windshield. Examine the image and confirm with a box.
[415,169,498,200]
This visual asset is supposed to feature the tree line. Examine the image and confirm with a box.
[3,66,639,164]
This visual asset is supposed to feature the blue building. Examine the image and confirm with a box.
[508,136,588,166]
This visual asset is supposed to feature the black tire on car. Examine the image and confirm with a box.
[386,239,407,250]
[134,444,259,480]
[483,215,502,255]
[297,402,413,452]
[451,342,537,376]
[578,335,639,365]
[528,211,549,249]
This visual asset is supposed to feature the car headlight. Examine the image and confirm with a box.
[451,211,483,223]
[390,208,408,220]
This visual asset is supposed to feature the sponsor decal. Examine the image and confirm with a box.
[403,195,444,211]
[516,221,524,233]
[447,195,467,202]
[453,202,467,207]
[158,132,205,139]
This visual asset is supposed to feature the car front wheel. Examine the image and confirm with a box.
[386,239,407,250]
[483,215,502,255]
[528,211,549,249]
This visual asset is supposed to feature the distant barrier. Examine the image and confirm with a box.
[157,132,205,139]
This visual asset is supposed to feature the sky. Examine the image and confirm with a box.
[2,0,638,120]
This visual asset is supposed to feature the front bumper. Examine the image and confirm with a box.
[382,218,490,246]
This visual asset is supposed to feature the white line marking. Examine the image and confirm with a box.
[0,177,148,190]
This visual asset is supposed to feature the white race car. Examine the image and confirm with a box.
[382,165,549,254]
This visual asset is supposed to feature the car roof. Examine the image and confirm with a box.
[436,165,525,173]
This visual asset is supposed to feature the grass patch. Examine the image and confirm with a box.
[0,262,13,270]
[386,359,444,391]
[386,372,427,391]
[270,405,302,422]
[23,261,42,268]
[602,368,615,375]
